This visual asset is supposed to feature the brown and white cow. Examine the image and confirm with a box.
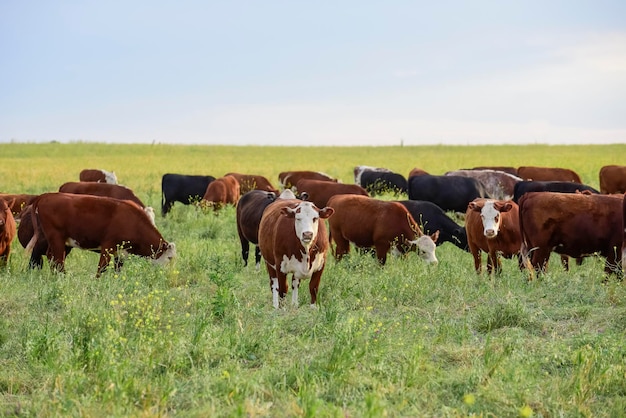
[517,166,581,183]
[26,193,176,277]
[225,172,279,195]
[445,169,523,200]
[0,193,39,220]
[327,194,439,265]
[465,198,522,274]
[519,192,623,277]
[278,170,338,190]
[599,165,626,194]
[258,199,334,309]
[0,199,17,268]
[296,178,369,209]
[201,175,241,210]
[79,168,118,184]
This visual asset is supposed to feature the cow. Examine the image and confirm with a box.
[201,175,240,210]
[355,167,408,196]
[327,194,439,265]
[444,169,523,200]
[258,199,334,309]
[236,189,297,268]
[79,168,118,184]
[0,199,17,268]
[25,193,176,277]
[517,166,582,183]
[296,178,369,209]
[395,200,469,252]
[599,165,626,194]
[225,172,279,195]
[471,166,518,176]
[0,193,38,220]
[465,199,522,274]
[407,174,490,213]
[519,192,623,277]
[408,167,430,178]
[512,180,599,204]
[161,173,216,216]
[623,194,626,275]
[278,171,338,190]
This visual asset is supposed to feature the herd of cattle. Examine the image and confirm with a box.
[1,165,626,308]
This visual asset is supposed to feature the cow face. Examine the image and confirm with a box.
[154,242,177,266]
[281,202,334,247]
[469,200,513,239]
[410,231,439,264]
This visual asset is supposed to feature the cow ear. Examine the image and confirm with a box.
[468,202,481,212]
[281,206,297,218]
[430,230,440,243]
[500,202,514,212]
[319,207,334,219]
[299,191,309,201]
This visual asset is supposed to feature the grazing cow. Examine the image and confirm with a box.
[236,189,297,268]
[327,194,439,265]
[517,166,581,183]
[519,192,623,277]
[258,199,334,309]
[408,167,430,178]
[599,165,626,194]
[445,169,523,200]
[0,193,38,219]
[512,180,599,204]
[408,174,490,213]
[26,193,176,277]
[79,168,118,184]
[0,200,17,268]
[471,166,518,176]
[465,199,522,274]
[201,175,240,210]
[296,178,369,209]
[396,200,469,252]
[278,171,337,190]
[225,172,279,194]
[161,173,216,216]
[355,168,408,196]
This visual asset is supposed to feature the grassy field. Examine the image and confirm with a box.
[0,142,625,417]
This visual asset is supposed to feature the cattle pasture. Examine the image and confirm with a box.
[0,142,625,417]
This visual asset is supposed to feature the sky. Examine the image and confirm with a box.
[1,1,626,146]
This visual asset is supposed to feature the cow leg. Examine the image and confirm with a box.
[560,255,570,271]
[374,244,389,265]
[468,242,482,273]
[488,249,502,275]
[47,238,67,272]
[266,261,288,309]
[291,276,300,307]
[97,251,113,278]
[309,269,323,307]
[240,238,250,266]
[333,236,351,261]
[531,249,551,273]
[254,246,262,270]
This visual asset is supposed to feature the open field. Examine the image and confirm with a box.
[1,142,625,417]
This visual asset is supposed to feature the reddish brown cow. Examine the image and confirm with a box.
[296,178,369,209]
[327,194,439,265]
[517,166,581,183]
[599,165,626,194]
[225,172,279,194]
[0,193,38,219]
[465,199,522,274]
[26,193,175,277]
[408,167,430,178]
[0,199,17,267]
[79,168,118,184]
[201,175,240,210]
[258,199,334,309]
[623,194,626,274]
[519,192,623,277]
[278,171,337,190]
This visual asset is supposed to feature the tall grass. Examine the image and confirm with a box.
[0,142,625,417]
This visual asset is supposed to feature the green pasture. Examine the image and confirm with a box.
[0,142,625,417]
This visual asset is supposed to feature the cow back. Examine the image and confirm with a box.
[599,165,626,194]
[59,182,146,207]
[408,174,489,213]
[296,179,368,208]
[517,166,581,183]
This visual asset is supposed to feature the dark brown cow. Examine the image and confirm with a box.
[201,175,240,210]
[465,199,522,274]
[519,192,623,277]
[445,169,523,200]
[517,166,581,183]
[79,168,118,184]
[278,171,338,190]
[327,194,439,265]
[26,193,175,277]
[258,199,334,309]
[599,165,626,194]
[296,178,369,209]
[0,193,38,219]
[225,172,279,194]
[0,199,17,267]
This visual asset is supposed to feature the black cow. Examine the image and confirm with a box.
[407,174,490,213]
[161,173,216,216]
[396,200,469,252]
[358,170,408,196]
[236,190,277,267]
[512,181,599,204]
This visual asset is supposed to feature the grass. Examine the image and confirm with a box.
[0,142,625,417]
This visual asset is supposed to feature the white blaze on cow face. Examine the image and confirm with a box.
[282,202,321,248]
[473,200,513,239]
[412,235,438,264]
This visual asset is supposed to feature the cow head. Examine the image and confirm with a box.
[154,242,177,266]
[409,231,439,264]
[281,202,334,248]
[469,199,513,238]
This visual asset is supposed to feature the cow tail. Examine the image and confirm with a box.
[25,200,41,254]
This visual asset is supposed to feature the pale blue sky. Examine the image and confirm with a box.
[2,1,625,146]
